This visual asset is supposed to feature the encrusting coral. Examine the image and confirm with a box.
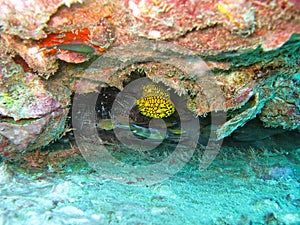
[0,0,299,159]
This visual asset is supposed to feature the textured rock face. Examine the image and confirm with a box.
[0,0,83,40]
[1,0,300,76]
[0,0,299,158]
[0,48,71,159]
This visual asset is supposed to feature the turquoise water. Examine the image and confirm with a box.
[0,125,299,224]
[1,25,300,225]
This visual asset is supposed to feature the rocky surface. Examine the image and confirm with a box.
[0,0,299,158]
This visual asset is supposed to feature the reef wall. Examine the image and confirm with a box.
[0,0,299,159]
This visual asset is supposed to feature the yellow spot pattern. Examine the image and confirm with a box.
[135,83,175,118]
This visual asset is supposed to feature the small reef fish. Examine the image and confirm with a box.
[130,124,168,140]
[41,43,96,54]
[96,118,133,131]
[97,119,168,140]
[168,128,184,135]
[96,119,116,130]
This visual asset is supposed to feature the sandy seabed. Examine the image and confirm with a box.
[0,131,299,225]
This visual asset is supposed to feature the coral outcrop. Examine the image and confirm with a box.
[0,0,299,158]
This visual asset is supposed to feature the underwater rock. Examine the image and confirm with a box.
[0,0,299,157]
[174,0,300,52]
[0,0,115,76]
[74,39,300,140]
[0,0,82,40]
[260,74,300,130]
[0,0,299,75]
[0,55,71,159]
[0,34,59,77]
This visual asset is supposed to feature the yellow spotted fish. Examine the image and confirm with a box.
[135,83,175,118]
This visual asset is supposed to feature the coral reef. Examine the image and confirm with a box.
[0,0,299,157]
[73,39,300,139]
[0,0,82,40]
[1,0,299,76]
[0,49,71,159]
[260,74,300,130]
